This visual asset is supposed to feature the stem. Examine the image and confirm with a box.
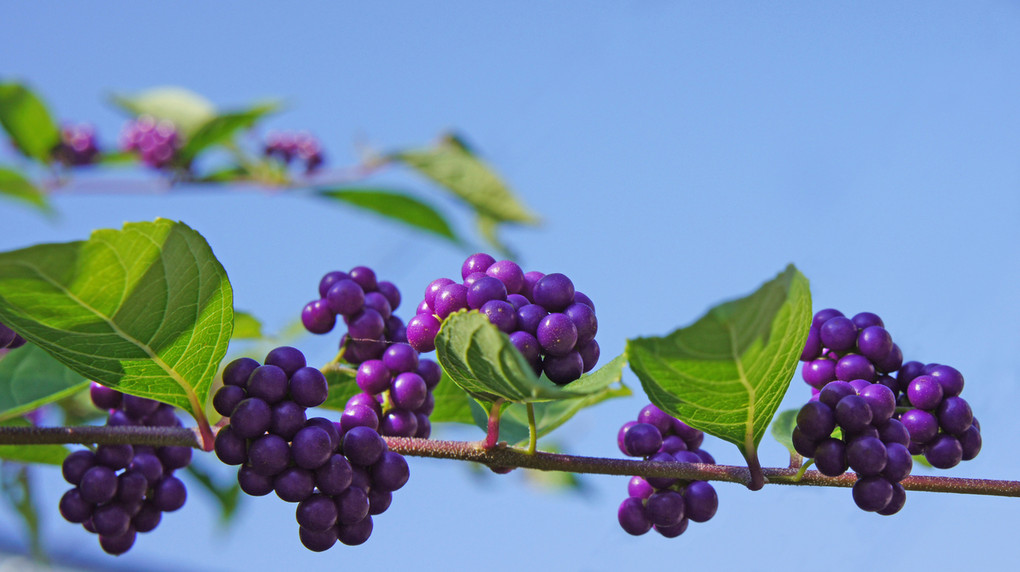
[383,437,1020,498]
[526,403,537,455]
[2,426,1018,498]
[0,426,202,448]
[483,400,504,449]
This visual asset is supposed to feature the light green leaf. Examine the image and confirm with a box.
[319,365,359,411]
[626,265,811,489]
[179,102,281,162]
[429,367,476,424]
[232,310,263,340]
[0,83,61,163]
[0,419,69,465]
[0,167,50,213]
[110,86,216,138]
[771,408,799,457]
[318,188,461,243]
[0,343,90,422]
[391,134,539,225]
[0,219,232,432]
[435,311,575,403]
[435,312,624,405]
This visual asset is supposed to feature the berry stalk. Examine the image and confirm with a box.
[2,427,1017,497]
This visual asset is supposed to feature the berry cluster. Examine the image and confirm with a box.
[213,347,409,551]
[794,308,982,514]
[120,116,180,169]
[58,383,192,555]
[51,123,100,166]
[616,404,718,538]
[894,360,981,468]
[0,321,26,350]
[346,344,440,439]
[406,252,600,385]
[301,266,406,364]
[264,131,325,173]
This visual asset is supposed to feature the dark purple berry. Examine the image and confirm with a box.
[684,481,718,522]
[223,357,259,387]
[247,365,289,404]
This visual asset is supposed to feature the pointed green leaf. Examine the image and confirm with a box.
[626,265,811,488]
[391,134,539,225]
[0,420,69,465]
[318,188,462,243]
[178,102,281,162]
[0,167,50,213]
[0,344,90,422]
[771,408,799,457]
[232,310,263,340]
[110,86,216,138]
[0,219,233,428]
[0,83,61,163]
[435,311,582,403]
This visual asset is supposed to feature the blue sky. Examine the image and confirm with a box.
[2,2,1019,570]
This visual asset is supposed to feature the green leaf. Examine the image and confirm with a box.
[0,419,69,465]
[0,219,233,430]
[0,343,90,422]
[429,367,477,424]
[771,408,799,457]
[319,365,359,411]
[110,86,216,138]
[232,310,263,340]
[391,134,539,225]
[626,265,811,489]
[435,311,583,403]
[178,102,281,162]
[318,188,461,243]
[0,82,61,163]
[0,166,50,213]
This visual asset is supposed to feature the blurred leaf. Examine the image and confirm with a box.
[0,343,89,422]
[771,408,799,457]
[627,265,811,483]
[232,310,263,340]
[476,213,515,261]
[184,461,242,526]
[391,134,539,225]
[318,188,461,243]
[97,150,137,165]
[179,102,281,162]
[0,419,69,465]
[196,166,250,183]
[0,82,61,163]
[0,219,232,428]
[319,365,359,411]
[0,463,44,558]
[110,86,216,138]
[0,166,50,213]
